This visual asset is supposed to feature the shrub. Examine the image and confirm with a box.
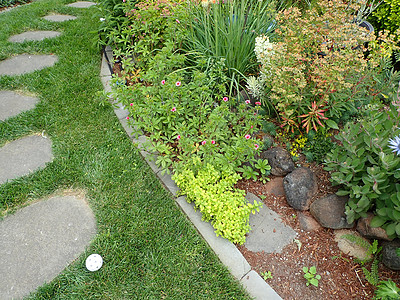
[173,157,262,244]
[324,102,400,238]
[184,0,277,93]
[250,0,399,133]
[371,0,400,34]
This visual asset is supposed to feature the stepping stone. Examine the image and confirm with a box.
[244,193,297,253]
[0,90,39,121]
[0,135,53,184]
[67,1,96,8]
[8,31,61,43]
[0,194,97,299]
[0,54,58,76]
[42,14,77,22]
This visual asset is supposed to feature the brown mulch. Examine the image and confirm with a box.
[235,158,400,299]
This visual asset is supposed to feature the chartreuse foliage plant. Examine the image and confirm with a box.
[173,157,262,244]
[324,103,400,237]
[372,0,400,34]
[375,279,400,299]
[302,266,321,287]
[250,0,399,133]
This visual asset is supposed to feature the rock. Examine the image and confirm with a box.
[260,147,294,176]
[264,177,285,197]
[334,230,372,261]
[298,212,322,232]
[310,194,353,229]
[382,240,400,270]
[283,167,317,211]
[357,213,392,241]
[239,89,257,105]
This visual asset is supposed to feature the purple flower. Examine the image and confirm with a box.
[388,135,400,155]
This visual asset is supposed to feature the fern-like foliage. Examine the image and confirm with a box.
[374,280,400,300]
[363,258,380,286]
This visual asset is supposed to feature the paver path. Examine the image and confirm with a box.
[0,135,53,184]
[0,90,38,121]
[0,54,58,76]
[0,194,97,300]
[8,30,61,43]
[67,1,96,8]
[42,14,77,22]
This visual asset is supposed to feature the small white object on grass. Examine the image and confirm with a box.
[85,254,103,271]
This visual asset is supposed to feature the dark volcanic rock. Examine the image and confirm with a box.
[283,167,318,211]
[382,240,400,270]
[357,213,392,241]
[310,194,353,229]
[260,147,295,176]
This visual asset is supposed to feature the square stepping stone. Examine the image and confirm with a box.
[0,135,53,184]
[8,31,61,43]
[0,54,58,76]
[0,90,39,121]
[67,1,96,8]
[42,14,77,22]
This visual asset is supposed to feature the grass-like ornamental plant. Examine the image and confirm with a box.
[184,0,277,93]
[324,102,400,238]
[252,0,399,133]
[173,157,262,244]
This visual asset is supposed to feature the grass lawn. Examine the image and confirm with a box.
[0,1,251,298]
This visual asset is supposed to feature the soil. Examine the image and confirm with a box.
[236,157,400,299]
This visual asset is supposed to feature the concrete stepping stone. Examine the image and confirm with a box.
[0,54,58,76]
[67,1,96,8]
[244,193,297,253]
[8,31,61,43]
[0,90,39,121]
[0,135,53,184]
[42,14,77,22]
[0,194,97,299]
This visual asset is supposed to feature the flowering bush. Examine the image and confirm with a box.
[250,0,399,133]
[324,101,400,238]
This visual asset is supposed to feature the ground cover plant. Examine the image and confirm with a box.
[102,0,400,297]
[0,0,252,298]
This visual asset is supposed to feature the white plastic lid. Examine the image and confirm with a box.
[85,254,103,271]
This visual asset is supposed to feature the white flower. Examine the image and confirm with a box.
[388,135,400,156]
[100,18,105,22]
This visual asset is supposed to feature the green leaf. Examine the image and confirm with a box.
[325,119,339,130]
[370,216,386,228]
[310,278,319,287]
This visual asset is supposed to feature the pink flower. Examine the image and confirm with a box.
[130,103,133,106]
[161,80,166,85]
[171,107,176,112]
[255,101,261,106]
[211,140,215,144]
[245,134,251,140]
[251,125,253,129]
[177,135,181,140]
[223,96,229,102]
[245,100,251,104]
[176,81,181,87]
[255,144,259,150]
[201,141,206,145]
[176,19,180,23]
[126,116,130,120]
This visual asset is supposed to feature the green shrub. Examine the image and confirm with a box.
[0,0,28,8]
[324,103,400,238]
[184,0,277,93]
[173,157,262,244]
[371,0,400,34]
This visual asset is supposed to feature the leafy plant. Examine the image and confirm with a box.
[324,103,400,238]
[253,0,399,133]
[371,0,400,34]
[184,0,277,94]
[261,271,273,280]
[173,157,262,244]
[302,266,321,287]
[375,279,400,299]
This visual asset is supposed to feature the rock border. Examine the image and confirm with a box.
[100,46,282,300]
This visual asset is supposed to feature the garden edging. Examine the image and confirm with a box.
[100,47,282,300]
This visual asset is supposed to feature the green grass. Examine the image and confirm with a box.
[0,1,251,298]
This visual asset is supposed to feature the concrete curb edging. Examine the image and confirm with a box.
[99,48,282,300]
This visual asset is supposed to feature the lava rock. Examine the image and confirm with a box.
[382,240,400,270]
[283,167,317,211]
[298,212,322,232]
[357,213,392,241]
[310,194,353,229]
[260,147,294,176]
[334,229,372,261]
